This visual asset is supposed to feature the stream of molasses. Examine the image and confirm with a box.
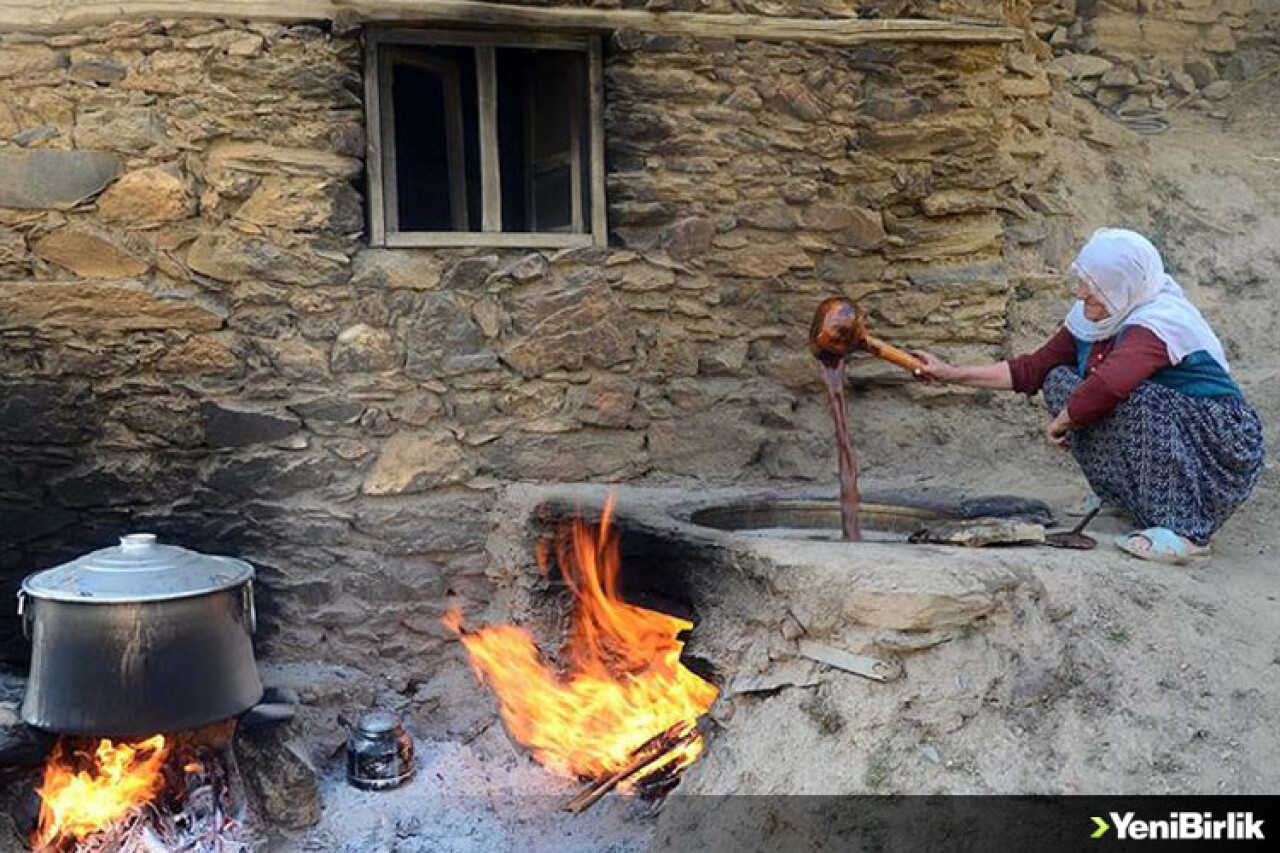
[819,354,860,542]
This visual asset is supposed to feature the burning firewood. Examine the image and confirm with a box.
[564,720,703,815]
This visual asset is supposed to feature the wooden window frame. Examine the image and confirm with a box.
[364,28,607,249]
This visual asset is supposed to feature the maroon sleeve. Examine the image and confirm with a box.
[1007,327,1077,395]
[1066,327,1171,426]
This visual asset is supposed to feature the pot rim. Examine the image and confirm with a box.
[19,577,252,605]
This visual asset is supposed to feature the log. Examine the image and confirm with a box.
[564,721,701,814]
[0,0,1023,44]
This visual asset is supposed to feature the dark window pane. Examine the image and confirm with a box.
[532,166,573,231]
[495,47,590,233]
[389,45,481,232]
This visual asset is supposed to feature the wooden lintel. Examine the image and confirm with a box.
[0,1,1023,45]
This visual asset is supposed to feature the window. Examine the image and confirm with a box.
[365,29,606,248]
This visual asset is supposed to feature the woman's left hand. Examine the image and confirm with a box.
[1045,411,1075,450]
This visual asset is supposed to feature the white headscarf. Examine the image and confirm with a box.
[1064,228,1229,371]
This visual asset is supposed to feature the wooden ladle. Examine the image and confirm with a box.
[808,297,925,373]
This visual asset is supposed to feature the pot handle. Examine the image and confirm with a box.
[16,590,30,642]
[242,581,258,635]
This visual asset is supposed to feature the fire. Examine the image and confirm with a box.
[445,496,717,784]
[33,735,168,849]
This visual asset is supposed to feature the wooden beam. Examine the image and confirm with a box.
[0,1,1023,44]
[475,45,502,233]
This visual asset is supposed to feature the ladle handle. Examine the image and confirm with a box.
[863,335,925,373]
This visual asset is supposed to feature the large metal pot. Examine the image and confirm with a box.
[17,533,263,737]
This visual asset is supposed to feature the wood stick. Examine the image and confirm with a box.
[0,0,1023,44]
[564,722,700,814]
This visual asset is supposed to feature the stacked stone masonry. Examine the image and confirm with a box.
[0,0,1068,672]
[1033,0,1278,114]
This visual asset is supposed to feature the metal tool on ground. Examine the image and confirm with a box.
[1043,505,1101,550]
[808,297,925,373]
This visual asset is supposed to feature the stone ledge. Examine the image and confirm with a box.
[0,280,225,331]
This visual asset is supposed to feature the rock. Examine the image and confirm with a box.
[661,216,715,261]
[774,82,824,122]
[908,519,1046,547]
[0,44,62,78]
[186,232,343,286]
[290,396,367,424]
[498,253,548,282]
[0,381,101,444]
[1202,81,1233,101]
[501,282,635,377]
[200,402,301,448]
[648,410,764,476]
[699,340,748,375]
[1000,74,1052,98]
[97,163,195,225]
[441,256,498,292]
[33,228,149,278]
[738,201,797,231]
[1099,66,1140,88]
[1051,54,1114,79]
[0,149,121,209]
[351,249,442,290]
[362,431,473,495]
[721,243,814,278]
[482,430,646,481]
[236,729,321,831]
[0,281,223,332]
[206,453,332,499]
[1184,57,1218,88]
[68,50,126,83]
[353,492,493,555]
[799,203,859,232]
[887,213,1003,261]
[331,324,401,372]
[1202,24,1236,54]
[920,190,994,218]
[234,175,361,232]
[156,336,241,375]
[562,375,639,427]
[204,139,361,179]
[73,107,167,153]
[0,227,25,272]
[404,292,494,378]
[1168,70,1198,95]
[832,207,887,250]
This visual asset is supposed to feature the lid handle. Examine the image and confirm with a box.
[119,533,158,552]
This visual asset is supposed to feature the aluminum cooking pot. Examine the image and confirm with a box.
[18,533,263,737]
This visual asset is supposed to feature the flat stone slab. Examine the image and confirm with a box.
[0,149,121,209]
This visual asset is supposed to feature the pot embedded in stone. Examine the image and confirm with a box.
[18,533,263,738]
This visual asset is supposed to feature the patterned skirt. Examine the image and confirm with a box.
[1042,366,1265,544]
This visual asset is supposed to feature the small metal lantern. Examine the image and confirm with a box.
[346,712,415,791]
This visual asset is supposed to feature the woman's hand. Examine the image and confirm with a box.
[911,350,956,383]
[1045,410,1076,450]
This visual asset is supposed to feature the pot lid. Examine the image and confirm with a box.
[21,533,254,603]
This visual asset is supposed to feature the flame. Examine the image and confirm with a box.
[33,735,168,849]
[445,495,717,783]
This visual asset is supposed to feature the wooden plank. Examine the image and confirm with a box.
[587,37,607,246]
[476,45,502,233]
[364,29,385,246]
[373,27,590,51]
[376,41,400,238]
[797,640,902,682]
[385,231,592,249]
[0,1,1024,44]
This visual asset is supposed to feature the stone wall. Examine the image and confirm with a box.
[0,2,1054,673]
[1034,0,1278,115]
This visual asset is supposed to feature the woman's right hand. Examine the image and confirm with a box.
[910,350,955,383]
